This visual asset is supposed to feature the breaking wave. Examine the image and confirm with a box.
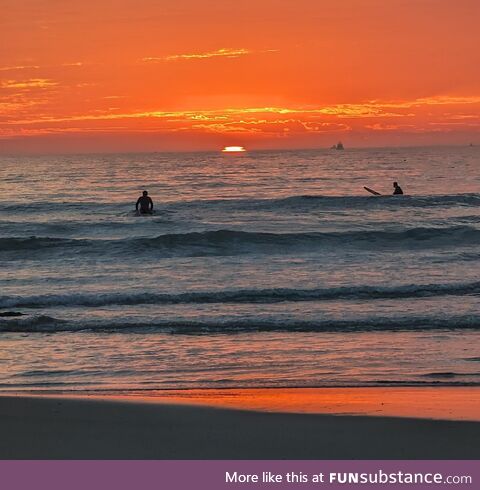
[1,225,479,257]
[1,280,480,309]
[1,314,479,333]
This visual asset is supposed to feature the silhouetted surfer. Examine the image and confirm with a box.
[393,182,403,195]
[136,190,154,214]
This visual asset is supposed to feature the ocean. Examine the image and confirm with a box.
[1,146,479,393]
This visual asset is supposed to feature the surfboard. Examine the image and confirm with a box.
[364,186,381,196]
[134,209,155,216]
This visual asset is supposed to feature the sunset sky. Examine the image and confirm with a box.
[1,0,479,153]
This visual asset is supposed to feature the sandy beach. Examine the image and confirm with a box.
[1,388,479,459]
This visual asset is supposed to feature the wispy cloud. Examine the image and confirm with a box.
[3,94,480,139]
[0,78,58,89]
[0,65,41,72]
[0,62,84,72]
[6,94,480,125]
[365,123,416,131]
[61,62,84,67]
[103,95,127,100]
[415,95,480,106]
[142,48,278,63]
[0,99,44,114]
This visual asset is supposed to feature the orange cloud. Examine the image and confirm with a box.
[3,95,480,128]
[2,89,479,151]
[142,48,277,62]
[365,123,416,131]
[1,78,58,89]
[0,65,41,72]
[0,63,84,72]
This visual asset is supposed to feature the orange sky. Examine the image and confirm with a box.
[1,0,479,153]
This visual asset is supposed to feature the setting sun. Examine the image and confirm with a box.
[222,146,246,152]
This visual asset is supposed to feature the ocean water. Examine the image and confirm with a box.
[1,146,480,392]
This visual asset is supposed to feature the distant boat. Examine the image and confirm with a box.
[331,142,344,150]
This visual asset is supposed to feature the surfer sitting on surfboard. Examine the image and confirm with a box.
[364,182,404,196]
[136,190,154,214]
[393,182,403,195]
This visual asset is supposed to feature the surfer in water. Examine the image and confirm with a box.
[393,182,403,195]
[136,190,154,214]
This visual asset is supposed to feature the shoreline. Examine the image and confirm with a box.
[5,386,479,421]
[1,387,479,459]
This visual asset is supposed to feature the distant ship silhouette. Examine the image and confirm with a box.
[331,142,344,150]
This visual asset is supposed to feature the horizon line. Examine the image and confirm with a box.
[0,142,477,158]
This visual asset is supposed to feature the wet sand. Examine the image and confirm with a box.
[0,388,479,459]
[121,386,480,421]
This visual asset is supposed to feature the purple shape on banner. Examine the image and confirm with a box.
[0,460,477,490]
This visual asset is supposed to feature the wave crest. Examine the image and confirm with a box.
[1,280,480,309]
[1,314,479,334]
[2,225,479,255]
